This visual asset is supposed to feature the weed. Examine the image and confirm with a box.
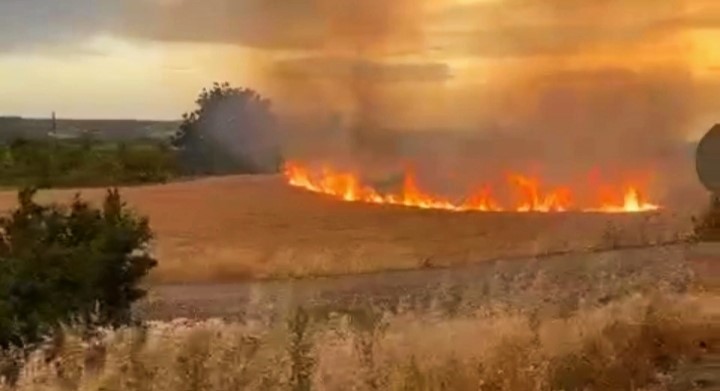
[600,221,623,249]
[287,307,315,391]
[692,194,720,242]
[0,292,716,391]
[347,306,389,390]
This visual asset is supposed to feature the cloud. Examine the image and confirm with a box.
[0,0,117,53]
[117,0,435,58]
[0,0,325,53]
[116,0,716,58]
[2,0,720,59]
[118,0,326,50]
[427,0,703,59]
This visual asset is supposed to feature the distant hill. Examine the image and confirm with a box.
[0,117,179,143]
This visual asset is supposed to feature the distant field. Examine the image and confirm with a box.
[0,175,699,283]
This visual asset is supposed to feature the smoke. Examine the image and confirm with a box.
[257,0,705,197]
[111,0,720,198]
[262,0,442,163]
[195,87,281,173]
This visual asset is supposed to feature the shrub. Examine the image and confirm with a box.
[692,194,720,242]
[0,188,157,350]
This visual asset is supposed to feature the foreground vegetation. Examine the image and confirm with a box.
[1,291,717,391]
[0,189,157,352]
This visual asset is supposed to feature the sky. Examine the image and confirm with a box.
[1,0,720,140]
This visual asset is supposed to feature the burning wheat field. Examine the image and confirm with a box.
[0,157,702,286]
[283,161,660,213]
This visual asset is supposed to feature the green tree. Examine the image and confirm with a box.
[0,188,157,349]
[172,82,282,175]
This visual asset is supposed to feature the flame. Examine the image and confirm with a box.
[509,174,572,212]
[462,185,503,212]
[591,187,660,213]
[283,161,660,214]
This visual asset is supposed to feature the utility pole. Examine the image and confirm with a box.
[49,111,57,138]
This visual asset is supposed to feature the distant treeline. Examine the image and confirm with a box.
[0,138,178,188]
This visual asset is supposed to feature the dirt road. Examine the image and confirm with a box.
[138,243,695,321]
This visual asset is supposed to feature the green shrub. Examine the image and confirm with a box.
[0,188,157,350]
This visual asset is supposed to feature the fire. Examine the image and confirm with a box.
[509,174,572,212]
[283,161,660,214]
[591,187,660,213]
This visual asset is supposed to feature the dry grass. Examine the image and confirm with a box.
[0,176,698,283]
[2,291,717,391]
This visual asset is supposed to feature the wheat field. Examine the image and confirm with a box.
[0,175,701,283]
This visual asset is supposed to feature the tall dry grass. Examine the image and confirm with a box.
[1,291,717,391]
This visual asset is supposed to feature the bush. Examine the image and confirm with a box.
[0,188,157,350]
[692,194,720,242]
